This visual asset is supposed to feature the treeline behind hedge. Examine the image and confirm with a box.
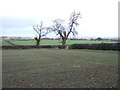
[1,43,120,51]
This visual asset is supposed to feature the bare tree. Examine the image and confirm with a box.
[33,22,49,46]
[51,11,80,45]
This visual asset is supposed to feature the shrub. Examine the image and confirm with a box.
[69,44,89,49]
[41,45,52,48]
[2,43,119,51]
[69,43,120,51]
[57,45,66,49]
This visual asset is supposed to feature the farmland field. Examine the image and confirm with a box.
[1,40,118,46]
[2,49,118,88]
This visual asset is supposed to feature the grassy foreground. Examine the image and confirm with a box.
[2,49,118,88]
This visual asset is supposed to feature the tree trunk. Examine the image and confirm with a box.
[62,37,67,45]
[36,40,40,46]
[36,35,41,46]
[35,37,41,46]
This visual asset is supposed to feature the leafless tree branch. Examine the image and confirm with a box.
[51,11,80,45]
[33,22,49,46]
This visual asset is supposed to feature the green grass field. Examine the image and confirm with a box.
[1,40,118,46]
[2,49,118,88]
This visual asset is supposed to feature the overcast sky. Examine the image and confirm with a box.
[0,0,119,38]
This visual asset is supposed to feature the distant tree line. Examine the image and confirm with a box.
[1,36,119,42]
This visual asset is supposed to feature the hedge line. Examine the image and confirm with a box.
[1,43,120,51]
[1,45,67,49]
[69,43,120,51]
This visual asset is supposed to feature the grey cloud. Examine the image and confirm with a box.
[1,17,39,29]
